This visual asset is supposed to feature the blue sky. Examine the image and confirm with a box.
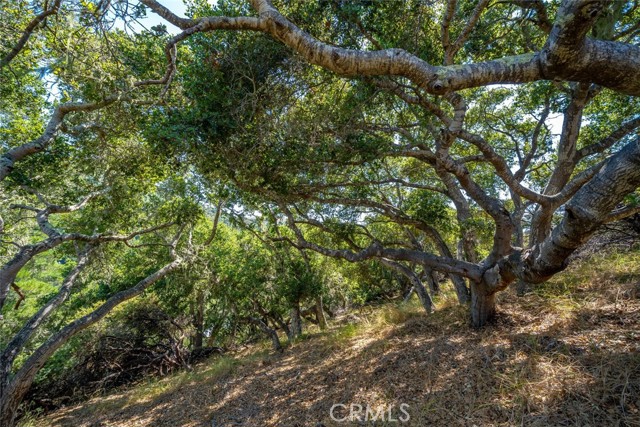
[137,0,188,33]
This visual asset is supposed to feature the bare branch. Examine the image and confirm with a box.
[441,0,457,60]
[0,98,116,182]
[10,283,25,310]
[203,199,224,247]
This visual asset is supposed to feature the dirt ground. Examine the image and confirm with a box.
[34,255,640,427]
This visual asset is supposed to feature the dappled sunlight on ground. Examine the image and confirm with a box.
[34,253,640,427]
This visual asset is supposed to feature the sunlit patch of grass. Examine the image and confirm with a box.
[126,376,175,404]
[431,281,462,309]
[524,249,640,320]
[553,249,640,291]
[182,356,239,385]
[327,322,361,345]
[372,301,424,327]
[17,407,44,427]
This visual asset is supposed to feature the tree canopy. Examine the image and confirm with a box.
[1,1,639,425]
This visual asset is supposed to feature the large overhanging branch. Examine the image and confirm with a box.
[540,1,640,95]
[140,0,640,96]
[605,205,640,223]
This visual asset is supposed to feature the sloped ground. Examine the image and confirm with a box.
[29,251,640,427]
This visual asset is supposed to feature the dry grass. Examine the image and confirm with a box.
[29,250,640,427]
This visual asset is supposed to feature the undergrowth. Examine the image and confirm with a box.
[29,249,640,427]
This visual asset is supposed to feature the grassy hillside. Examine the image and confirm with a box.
[27,250,640,427]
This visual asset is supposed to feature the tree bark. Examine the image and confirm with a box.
[470,281,496,328]
[381,259,433,313]
[314,296,327,330]
[191,289,205,350]
[525,139,640,282]
[290,303,303,338]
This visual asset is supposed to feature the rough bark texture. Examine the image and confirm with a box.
[470,282,496,328]
[290,304,303,338]
[136,0,640,97]
[524,140,640,282]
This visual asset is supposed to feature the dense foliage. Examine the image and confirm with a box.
[1,0,640,425]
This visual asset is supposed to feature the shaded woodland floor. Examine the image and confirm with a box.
[28,251,640,427]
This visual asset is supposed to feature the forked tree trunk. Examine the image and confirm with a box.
[381,259,433,313]
[270,315,292,340]
[470,281,496,328]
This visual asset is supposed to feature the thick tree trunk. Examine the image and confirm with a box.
[290,303,302,338]
[0,382,22,427]
[470,282,496,328]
